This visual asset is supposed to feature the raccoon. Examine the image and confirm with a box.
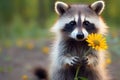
[49,1,110,80]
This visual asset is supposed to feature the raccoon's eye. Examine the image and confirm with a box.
[83,21,95,30]
[69,21,76,26]
[63,21,76,32]
[83,21,90,26]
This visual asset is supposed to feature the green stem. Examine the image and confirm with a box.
[84,47,92,57]
[74,66,80,80]
[74,47,92,80]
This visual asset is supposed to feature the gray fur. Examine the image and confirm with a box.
[60,4,98,19]
[50,38,103,80]
[49,1,110,80]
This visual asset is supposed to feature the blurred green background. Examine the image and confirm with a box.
[0,0,120,80]
[0,0,119,39]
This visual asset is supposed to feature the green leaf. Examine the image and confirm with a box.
[78,77,88,80]
[0,66,4,72]
[7,66,13,72]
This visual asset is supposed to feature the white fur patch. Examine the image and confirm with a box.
[85,17,108,35]
[81,14,85,23]
[75,14,85,23]
[51,17,74,32]
[82,28,88,39]
[75,15,79,22]
[64,56,79,66]
[85,17,100,28]
[70,28,78,39]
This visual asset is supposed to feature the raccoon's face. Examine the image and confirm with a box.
[52,1,107,41]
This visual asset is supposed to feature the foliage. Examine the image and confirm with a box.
[0,0,120,27]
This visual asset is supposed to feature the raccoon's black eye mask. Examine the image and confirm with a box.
[83,20,97,33]
[62,20,76,32]
[62,20,97,33]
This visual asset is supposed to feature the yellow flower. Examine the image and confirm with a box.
[26,43,34,50]
[106,53,111,65]
[42,46,49,54]
[106,58,111,64]
[22,75,28,80]
[86,33,108,50]
[102,53,111,68]
[16,39,23,47]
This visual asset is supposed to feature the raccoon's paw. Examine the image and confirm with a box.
[81,56,97,66]
[65,56,80,66]
[81,56,89,66]
[81,54,98,67]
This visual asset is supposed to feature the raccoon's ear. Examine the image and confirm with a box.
[55,1,69,15]
[90,1,105,15]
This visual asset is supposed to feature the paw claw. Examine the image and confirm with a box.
[65,56,80,66]
[81,57,89,65]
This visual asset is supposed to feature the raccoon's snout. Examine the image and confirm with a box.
[76,33,84,40]
[70,28,88,41]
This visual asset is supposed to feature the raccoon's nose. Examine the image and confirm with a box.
[76,33,84,40]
